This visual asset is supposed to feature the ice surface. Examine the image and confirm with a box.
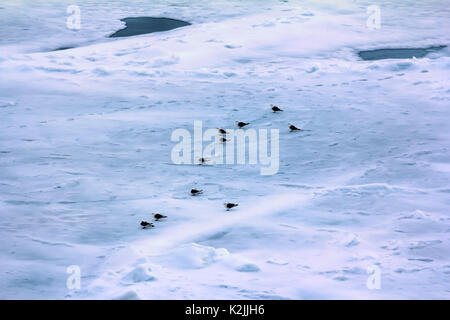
[0,0,449,299]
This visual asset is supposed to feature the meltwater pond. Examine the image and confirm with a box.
[358,45,447,60]
[110,17,191,38]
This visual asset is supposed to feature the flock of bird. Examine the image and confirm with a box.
[140,104,300,229]
[140,189,239,229]
[233,104,301,131]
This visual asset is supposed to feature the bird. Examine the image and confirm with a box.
[152,213,167,221]
[140,221,154,229]
[224,203,239,210]
[217,128,227,135]
[191,188,203,195]
[198,157,210,164]
[236,121,249,128]
[270,104,283,112]
[219,137,228,143]
[288,123,301,131]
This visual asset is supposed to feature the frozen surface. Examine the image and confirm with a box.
[0,0,449,299]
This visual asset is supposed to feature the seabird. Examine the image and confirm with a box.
[288,123,301,131]
[152,213,167,221]
[198,157,210,164]
[270,104,283,112]
[191,188,203,195]
[140,221,154,229]
[220,137,228,143]
[224,203,239,210]
[236,121,249,128]
[217,128,227,135]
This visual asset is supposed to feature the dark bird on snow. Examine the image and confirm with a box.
[191,188,203,195]
[224,203,239,210]
[152,213,167,221]
[270,104,283,112]
[198,157,210,164]
[236,121,249,128]
[217,128,227,135]
[140,221,154,229]
[288,123,301,131]
[219,137,228,143]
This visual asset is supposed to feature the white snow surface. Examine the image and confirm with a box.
[0,0,449,299]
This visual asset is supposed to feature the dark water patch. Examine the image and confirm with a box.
[358,45,447,61]
[54,46,75,51]
[43,45,79,53]
[5,200,51,206]
[110,17,191,38]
